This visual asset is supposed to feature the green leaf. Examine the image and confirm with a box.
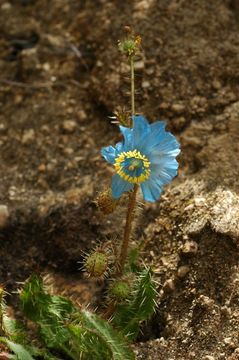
[126,247,141,273]
[20,275,79,358]
[20,275,75,323]
[126,239,147,274]
[19,274,135,359]
[72,310,135,360]
[2,316,26,343]
[113,268,157,340]
[20,274,76,343]
[0,338,34,360]
[68,324,111,360]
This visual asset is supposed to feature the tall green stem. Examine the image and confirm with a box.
[130,55,135,117]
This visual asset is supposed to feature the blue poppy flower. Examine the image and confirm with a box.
[101,115,180,202]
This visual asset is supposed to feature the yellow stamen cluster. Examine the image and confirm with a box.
[115,150,151,184]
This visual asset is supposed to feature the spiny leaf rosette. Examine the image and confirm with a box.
[101,116,180,202]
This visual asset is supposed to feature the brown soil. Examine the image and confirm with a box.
[0,0,239,359]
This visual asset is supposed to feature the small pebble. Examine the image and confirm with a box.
[65,188,82,202]
[184,203,194,211]
[42,62,51,71]
[62,120,77,133]
[14,94,23,105]
[199,295,214,307]
[224,337,235,348]
[0,123,7,134]
[218,354,225,360]
[41,125,50,133]
[181,241,198,255]
[224,337,232,344]
[159,102,169,110]
[1,2,11,10]
[204,356,215,360]
[146,67,154,75]
[173,116,186,130]
[194,197,206,206]
[134,60,144,71]
[77,109,87,121]
[8,186,17,200]
[163,279,175,292]
[212,79,222,90]
[142,80,150,89]
[177,265,190,278]
[38,164,46,173]
[0,205,9,227]
[171,103,185,114]
[63,147,74,155]
[22,129,35,144]
[221,305,231,317]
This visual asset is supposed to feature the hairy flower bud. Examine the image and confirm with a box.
[114,107,132,128]
[110,280,130,301]
[118,33,141,57]
[84,250,108,277]
[95,189,118,215]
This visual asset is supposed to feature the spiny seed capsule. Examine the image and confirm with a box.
[110,280,130,300]
[95,189,118,215]
[84,251,108,277]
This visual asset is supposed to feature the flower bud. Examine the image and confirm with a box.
[118,33,141,57]
[95,189,118,215]
[110,280,130,301]
[114,108,132,128]
[84,250,108,278]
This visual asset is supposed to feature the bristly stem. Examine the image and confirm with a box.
[104,185,138,319]
[117,184,138,276]
[104,43,138,319]
[130,55,135,117]
[116,53,138,277]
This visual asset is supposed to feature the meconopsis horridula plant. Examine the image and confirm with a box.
[85,27,180,321]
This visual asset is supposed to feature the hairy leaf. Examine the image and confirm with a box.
[113,268,157,340]
[20,275,135,359]
[20,275,75,323]
[2,316,26,344]
[71,310,135,360]
[0,338,33,360]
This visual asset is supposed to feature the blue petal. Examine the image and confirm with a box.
[150,153,179,167]
[115,141,124,152]
[119,126,133,151]
[111,174,134,199]
[143,130,180,157]
[136,121,164,153]
[141,177,163,202]
[140,156,179,202]
[101,145,117,164]
[132,115,151,147]
[150,159,179,185]
[150,121,166,132]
